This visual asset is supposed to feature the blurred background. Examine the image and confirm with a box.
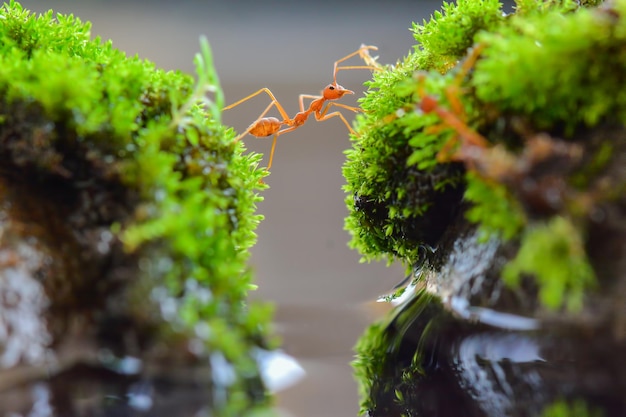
[24,1,442,415]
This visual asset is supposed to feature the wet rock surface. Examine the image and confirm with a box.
[365,213,626,417]
[0,170,215,416]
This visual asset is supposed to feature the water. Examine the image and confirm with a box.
[356,228,626,417]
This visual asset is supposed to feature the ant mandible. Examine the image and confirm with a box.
[222,44,382,171]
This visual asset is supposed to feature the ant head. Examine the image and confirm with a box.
[323,83,354,100]
[419,95,438,113]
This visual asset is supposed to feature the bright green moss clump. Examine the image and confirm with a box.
[541,399,604,417]
[0,2,272,415]
[473,1,626,129]
[343,0,626,311]
[344,0,507,263]
[502,216,595,311]
[412,0,504,72]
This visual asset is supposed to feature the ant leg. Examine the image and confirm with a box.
[334,64,382,79]
[441,86,488,148]
[446,44,488,148]
[333,45,375,72]
[232,100,278,142]
[357,44,383,68]
[444,84,466,122]
[223,88,290,119]
[267,134,278,171]
[453,44,485,85]
[265,125,302,170]
[315,111,357,135]
[314,103,359,135]
[223,87,292,142]
[441,44,485,125]
[323,102,361,114]
[333,44,382,83]
[415,70,487,163]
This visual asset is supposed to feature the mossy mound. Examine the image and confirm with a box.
[0,2,273,416]
[347,0,626,415]
[344,0,626,310]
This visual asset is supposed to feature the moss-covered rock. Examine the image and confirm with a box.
[345,0,626,311]
[347,0,626,415]
[0,2,274,416]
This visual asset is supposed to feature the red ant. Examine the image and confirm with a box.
[223,45,382,171]
[416,45,589,216]
[416,44,488,164]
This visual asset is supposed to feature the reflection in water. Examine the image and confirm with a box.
[1,364,213,417]
[0,351,302,416]
[447,297,539,331]
[452,333,545,417]
[359,290,626,417]
[355,229,626,417]
[455,333,544,364]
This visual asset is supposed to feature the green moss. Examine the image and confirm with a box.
[352,288,435,415]
[464,171,526,241]
[503,216,595,311]
[412,0,504,72]
[343,55,467,263]
[570,141,614,188]
[473,2,626,130]
[0,2,273,415]
[514,0,603,15]
[343,0,622,313]
[352,321,393,414]
[541,399,604,417]
[344,0,505,264]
